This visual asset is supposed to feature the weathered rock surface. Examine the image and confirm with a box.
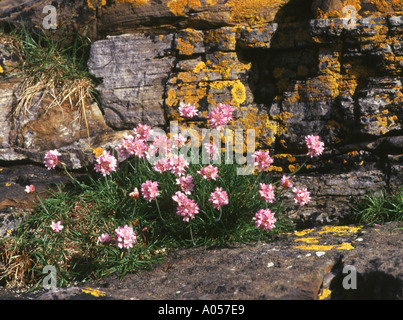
[0,221,401,300]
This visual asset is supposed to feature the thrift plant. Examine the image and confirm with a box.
[0,102,325,290]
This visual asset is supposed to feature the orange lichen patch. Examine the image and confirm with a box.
[87,0,106,10]
[273,153,296,163]
[167,0,202,16]
[81,287,106,298]
[115,0,150,5]
[318,288,332,300]
[175,29,204,56]
[226,0,290,25]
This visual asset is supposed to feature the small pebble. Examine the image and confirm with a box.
[316,251,326,257]
[267,262,274,268]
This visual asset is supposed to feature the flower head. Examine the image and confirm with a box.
[141,180,160,202]
[50,221,64,233]
[207,103,235,130]
[252,150,274,172]
[280,175,293,189]
[44,150,62,170]
[208,187,229,210]
[115,225,137,249]
[203,142,219,161]
[197,164,218,181]
[170,133,187,149]
[98,233,111,243]
[94,150,117,176]
[25,185,36,194]
[152,156,171,174]
[292,186,311,206]
[253,209,276,231]
[176,175,194,195]
[168,154,189,176]
[133,123,151,141]
[178,102,198,118]
[172,191,200,222]
[305,135,324,158]
[258,183,276,203]
[129,187,140,199]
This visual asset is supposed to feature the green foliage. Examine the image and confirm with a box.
[351,187,403,225]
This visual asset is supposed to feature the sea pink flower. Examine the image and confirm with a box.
[129,187,140,199]
[280,175,293,189]
[141,180,160,202]
[252,150,274,172]
[152,156,171,174]
[197,164,218,181]
[253,209,277,231]
[50,221,64,233]
[258,183,276,203]
[94,150,117,176]
[208,187,229,210]
[115,225,137,249]
[176,175,194,195]
[25,185,36,194]
[178,102,198,118]
[168,154,189,176]
[170,133,187,149]
[207,103,235,130]
[293,186,311,206]
[152,135,171,157]
[44,149,62,170]
[172,191,200,222]
[133,123,151,141]
[305,135,324,158]
[203,142,219,161]
[98,233,111,243]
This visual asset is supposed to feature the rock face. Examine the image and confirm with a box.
[0,1,402,223]
[1,221,401,300]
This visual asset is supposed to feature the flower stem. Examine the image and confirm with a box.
[189,222,196,246]
[155,199,164,221]
[215,207,222,222]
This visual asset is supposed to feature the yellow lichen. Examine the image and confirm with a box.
[318,226,362,235]
[167,0,202,16]
[231,81,246,106]
[318,289,332,300]
[87,0,106,10]
[294,229,314,236]
[294,237,320,244]
[81,287,106,297]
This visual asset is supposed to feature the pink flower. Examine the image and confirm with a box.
[305,135,324,158]
[117,134,147,159]
[258,183,276,203]
[208,187,229,210]
[207,103,235,130]
[98,233,111,243]
[280,175,293,188]
[170,133,187,149]
[94,150,117,176]
[203,142,219,161]
[129,187,140,199]
[50,221,64,233]
[133,123,151,141]
[253,209,277,231]
[150,135,171,158]
[25,185,36,194]
[252,150,274,172]
[176,175,194,194]
[197,164,218,181]
[141,180,160,202]
[178,102,198,118]
[172,191,200,222]
[44,150,62,170]
[153,156,171,173]
[115,225,137,249]
[168,154,189,176]
[293,186,311,206]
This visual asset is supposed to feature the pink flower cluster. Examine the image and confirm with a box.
[25,185,36,194]
[203,142,219,161]
[172,191,200,222]
[292,186,311,206]
[207,103,235,131]
[253,209,277,231]
[94,150,118,176]
[117,134,147,159]
[44,150,62,170]
[133,124,151,141]
[208,187,229,210]
[176,175,194,195]
[258,183,276,203]
[141,180,160,202]
[197,164,218,181]
[50,221,64,233]
[305,135,324,158]
[280,175,293,188]
[252,150,274,172]
[178,102,198,118]
[114,225,137,249]
[129,187,140,199]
